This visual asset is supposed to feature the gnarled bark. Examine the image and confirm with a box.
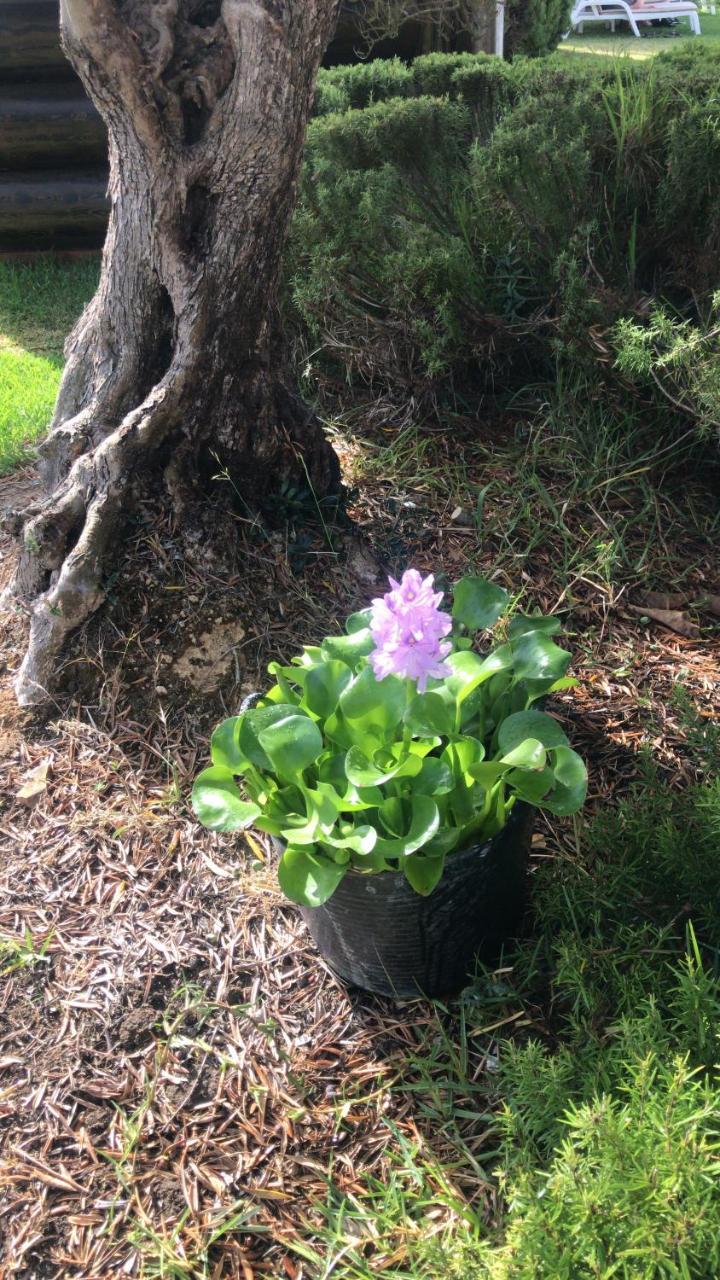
[6,0,341,706]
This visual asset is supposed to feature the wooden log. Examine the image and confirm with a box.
[0,86,106,171]
[0,172,108,251]
[0,1,70,79]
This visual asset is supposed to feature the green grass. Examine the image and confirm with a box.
[560,11,720,60]
[0,256,98,474]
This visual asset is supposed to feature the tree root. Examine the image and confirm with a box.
[7,376,182,707]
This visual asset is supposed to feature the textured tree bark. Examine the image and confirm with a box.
[6,0,342,706]
[470,1,496,53]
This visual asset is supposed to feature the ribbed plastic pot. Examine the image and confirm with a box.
[298,803,533,999]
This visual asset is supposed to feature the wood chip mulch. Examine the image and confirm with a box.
[0,428,718,1277]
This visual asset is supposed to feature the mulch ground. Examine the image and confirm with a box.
[0,422,718,1278]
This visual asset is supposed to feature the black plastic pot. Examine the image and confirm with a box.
[299,803,533,999]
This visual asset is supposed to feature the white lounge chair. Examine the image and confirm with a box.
[568,0,701,37]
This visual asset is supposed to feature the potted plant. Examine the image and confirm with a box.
[192,570,587,997]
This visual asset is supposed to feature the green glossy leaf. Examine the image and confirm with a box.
[344,746,404,788]
[541,746,588,816]
[468,759,509,787]
[349,843,391,872]
[378,796,407,837]
[339,667,407,733]
[510,631,572,683]
[507,614,563,641]
[321,628,374,667]
[422,827,462,858]
[280,814,320,845]
[482,781,512,838]
[210,718,248,773]
[346,608,372,634]
[517,674,580,708]
[192,767,261,833]
[322,708,354,750]
[387,744,424,778]
[281,783,340,845]
[258,714,323,779]
[505,765,555,803]
[317,752,347,789]
[321,824,378,855]
[239,704,298,771]
[267,665,303,706]
[405,692,453,738]
[373,795,441,860]
[303,659,353,719]
[553,746,584,785]
[447,645,514,707]
[265,783,304,815]
[441,736,485,783]
[277,846,346,906]
[546,676,580,694]
[318,754,382,811]
[453,576,509,631]
[404,851,446,896]
[405,795,441,851]
[488,690,512,730]
[256,784,303,837]
[497,709,570,754]
[445,650,488,685]
[487,671,512,700]
[339,783,385,811]
[292,645,323,667]
[411,756,454,795]
[500,738,547,771]
[403,736,441,759]
[543,675,576,696]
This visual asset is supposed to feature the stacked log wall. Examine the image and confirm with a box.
[0,0,108,250]
[0,1,470,252]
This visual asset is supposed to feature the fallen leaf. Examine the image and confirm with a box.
[628,606,700,638]
[16,760,50,804]
[636,591,688,611]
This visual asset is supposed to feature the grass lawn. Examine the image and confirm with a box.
[0,261,719,1276]
[560,10,720,59]
[0,256,99,474]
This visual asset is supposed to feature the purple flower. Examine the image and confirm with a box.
[369,569,453,692]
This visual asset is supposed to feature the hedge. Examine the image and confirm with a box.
[291,47,720,447]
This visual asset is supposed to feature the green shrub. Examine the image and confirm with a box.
[314,56,413,115]
[290,96,509,388]
[507,0,574,56]
[435,709,720,1277]
[291,48,720,453]
[484,1054,720,1279]
[614,301,720,445]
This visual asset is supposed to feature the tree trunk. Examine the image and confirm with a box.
[470,1,496,52]
[6,0,342,706]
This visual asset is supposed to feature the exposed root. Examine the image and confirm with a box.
[9,376,183,707]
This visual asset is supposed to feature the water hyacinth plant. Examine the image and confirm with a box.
[192,571,587,907]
